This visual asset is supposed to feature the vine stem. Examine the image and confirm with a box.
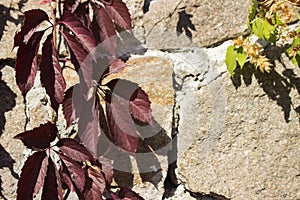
[50,0,57,124]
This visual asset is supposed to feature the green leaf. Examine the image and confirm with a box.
[272,13,283,26]
[236,47,247,69]
[286,37,300,67]
[247,0,259,28]
[252,17,277,43]
[226,46,237,77]
[226,46,247,76]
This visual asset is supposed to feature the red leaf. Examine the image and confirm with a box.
[62,84,84,127]
[78,93,100,156]
[98,157,113,185]
[62,86,76,127]
[61,31,94,96]
[118,187,144,200]
[106,93,139,153]
[17,151,47,200]
[75,2,91,29]
[129,87,152,125]
[40,34,66,111]
[61,31,88,71]
[100,0,113,6]
[59,153,86,192]
[64,0,81,12]
[60,11,96,53]
[15,30,44,96]
[92,5,117,56]
[106,79,153,125]
[83,168,106,200]
[56,138,94,162]
[14,9,49,47]
[104,0,132,30]
[41,157,63,200]
[14,121,57,150]
[108,58,128,75]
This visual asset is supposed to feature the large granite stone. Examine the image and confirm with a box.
[143,0,249,48]
[175,42,300,199]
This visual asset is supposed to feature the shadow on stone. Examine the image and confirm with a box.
[0,58,18,200]
[98,119,170,189]
[176,9,196,40]
[0,144,19,200]
[232,60,300,122]
[0,3,23,42]
[0,58,16,136]
[143,0,154,14]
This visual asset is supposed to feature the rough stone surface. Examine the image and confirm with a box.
[175,42,300,199]
[0,61,26,200]
[143,0,249,48]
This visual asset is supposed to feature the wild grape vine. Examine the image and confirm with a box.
[13,0,152,199]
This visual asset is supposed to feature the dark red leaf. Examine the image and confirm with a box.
[104,0,132,30]
[108,58,128,75]
[14,121,57,150]
[100,0,113,6]
[118,187,144,200]
[106,93,139,153]
[62,86,76,127]
[56,138,94,162]
[78,92,100,156]
[15,30,44,96]
[61,30,94,96]
[62,84,84,127]
[106,79,153,125]
[17,151,47,200]
[41,157,63,200]
[60,12,96,53]
[61,31,89,71]
[75,2,91,29]
[129,87,152,125]
[64,0,81,12]
[59,153,86,192]
[98,157,113,185]
[92,5,117,56]
[40,34,66,111]
[83,167,106,200]
[14,9,49,47]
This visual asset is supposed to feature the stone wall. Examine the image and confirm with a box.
[0,0,299,199]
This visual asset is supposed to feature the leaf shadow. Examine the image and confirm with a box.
[0,58,16,136]
[0,58,19,200]
[0,2,23,42]
[176,9,196,41]
[232,60,300,122]
[97,119,171,189]
[143,0,155,14]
